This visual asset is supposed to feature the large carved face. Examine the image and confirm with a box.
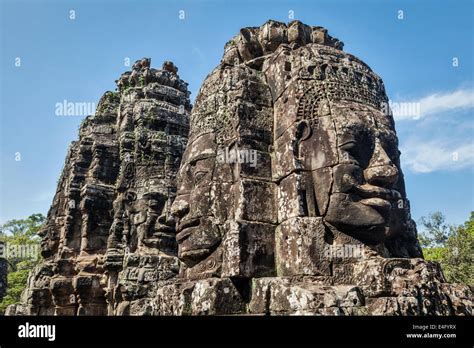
[309,102,407,244]
[170,62,275,278]
[264,38,414,246]
[170,133,228,268]
[137,191,177,253]
[325,107,405,243]
[38,224,59,258]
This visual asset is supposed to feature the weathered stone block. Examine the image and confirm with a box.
[275,217,331,276]
[249,277,364,315]
[277,173,305,222]
[236,179,277,224]
[222,220,276,278]
[155,278,245,315]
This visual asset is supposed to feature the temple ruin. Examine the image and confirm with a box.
[6,20,472,316]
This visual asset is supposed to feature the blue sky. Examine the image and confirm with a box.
[1,0,473,229]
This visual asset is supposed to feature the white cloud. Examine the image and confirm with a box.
[393,88,474,121]
[401,139,474,173]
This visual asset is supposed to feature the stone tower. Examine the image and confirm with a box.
[160,20,472,315]
[6,58,190,315]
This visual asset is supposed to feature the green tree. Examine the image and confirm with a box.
[419,212,454,247]
[419,212,473,285]
[0,213,44,245]
[442,212,474,284]
[0,214,45,314]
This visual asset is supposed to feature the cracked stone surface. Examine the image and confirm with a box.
[7,20,472,316]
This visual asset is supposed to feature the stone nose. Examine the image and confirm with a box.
[170,196,190,219]
[156,212,175,227]
[38,227,47,238]
[364,140,399,187]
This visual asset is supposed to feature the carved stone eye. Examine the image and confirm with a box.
[193,171,207,185]
[340,140,357,151]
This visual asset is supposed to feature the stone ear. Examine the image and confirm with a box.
[292,120,311,159]
[295,120,312,142]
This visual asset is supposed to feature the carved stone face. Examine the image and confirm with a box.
[137,191,177,253]
[315,104,407,244]
[268,44,411,247]
[326,114,404,243]
[171,133,225,268]
[172,38,417,279]
[38,224,59,259]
